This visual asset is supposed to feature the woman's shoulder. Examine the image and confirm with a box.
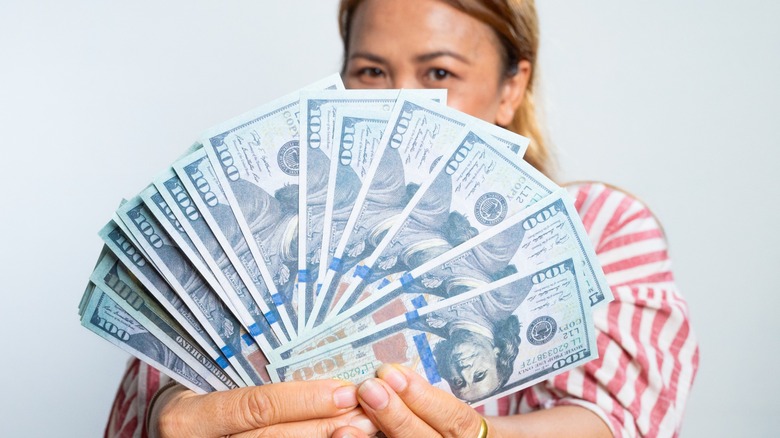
[563,180,660,214]
[562,181,673,287]
[563,181,666,238]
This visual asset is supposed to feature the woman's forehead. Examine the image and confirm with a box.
[348,0,498,59]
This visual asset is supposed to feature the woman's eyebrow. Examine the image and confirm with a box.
[415,51,471,65]
[349,50,471,65]
[348,52,387,64]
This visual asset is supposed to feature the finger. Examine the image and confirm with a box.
[376,364,486,438]
[159,380,359,436]
[357,377,440,438]
[330,425,373,438]
[229,409,378,438]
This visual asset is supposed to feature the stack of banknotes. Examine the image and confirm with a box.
[78,74,613,406]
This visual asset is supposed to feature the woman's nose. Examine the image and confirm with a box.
[391,73,422,89]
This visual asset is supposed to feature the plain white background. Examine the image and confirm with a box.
[1,1,778,436]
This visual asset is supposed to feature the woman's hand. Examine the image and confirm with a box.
[331,364,490,438]
[150,380,378,438]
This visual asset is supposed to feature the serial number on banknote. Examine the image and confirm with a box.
[334,361,381,381]
[519,342,585,370]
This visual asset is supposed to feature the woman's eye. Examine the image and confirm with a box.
[453,377,466,388]
[426,68,452,81]
[474,371,486,382]
[358,67,384,78]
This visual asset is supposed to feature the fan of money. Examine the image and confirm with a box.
[78,74,612,406]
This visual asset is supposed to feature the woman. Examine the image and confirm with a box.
[106,1,699,437]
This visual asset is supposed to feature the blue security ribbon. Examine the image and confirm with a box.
[272,293,284,306]
[215,356,229,369]
[298,270,308,283]
[354,265,372,279]
[248,323,262,337]
[400,273,415,289]
[265,311,278,324]
[405,309,420,323]
[413,333,441,384]
[329,257,342,271]
[411,295,427,309]
[221,345,235,359]
[378,278,391,289]
[242,333,254,346]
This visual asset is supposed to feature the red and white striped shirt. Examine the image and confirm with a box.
[474,182,700,437]
[104,182,699,438]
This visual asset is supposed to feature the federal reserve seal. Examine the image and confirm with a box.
[277,140,300,176]
[474,192,508,226]
[527,316,557,346]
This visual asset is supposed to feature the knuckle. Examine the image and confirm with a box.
[445,411,480,438]
[240,389,279,428]
[401,380,428,406]
[296,388,322,414]
[314,418,338,437]
[385,410,419,438]
[402,378,446,413]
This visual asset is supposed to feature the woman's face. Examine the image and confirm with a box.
[440,331,501,401]
[343,0,529,126]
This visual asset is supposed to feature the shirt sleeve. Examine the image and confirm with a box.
[479,182,700,438]
[104,358,171,438]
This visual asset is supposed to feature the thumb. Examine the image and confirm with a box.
[157,380,358,437]
[376,364,486,438]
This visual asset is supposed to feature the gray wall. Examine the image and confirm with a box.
[0,1,777,436]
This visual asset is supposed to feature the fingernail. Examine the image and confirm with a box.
[334,385,358,408]
[378,364,408,392]
[358,378,390,410]
[350,413,379,435]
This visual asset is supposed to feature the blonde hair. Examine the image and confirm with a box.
[338,0,553,176]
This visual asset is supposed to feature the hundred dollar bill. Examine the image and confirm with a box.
[331,126,557,317]
[90,250,238,391]
[200,75,344,335]
[116,197,271,386]
[79,245,118,323]
[81,283,216,394]
[270,256,597,408]
[298,89,446,329]
[278,189,610,360]
[141,185,242,318]
[112,208,144,251]
[309,96,530,330]
[173,148,292,342]
[314,109,390,323]
[98,221,244,386]
[153,169,282,358]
